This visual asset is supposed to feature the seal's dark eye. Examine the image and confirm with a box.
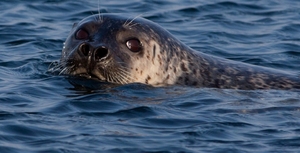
[75,29,89,40]
[126,38,142,52]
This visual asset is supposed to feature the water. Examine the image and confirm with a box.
[1,0,300,152]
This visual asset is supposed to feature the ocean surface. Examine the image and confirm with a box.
[1,0,300,152]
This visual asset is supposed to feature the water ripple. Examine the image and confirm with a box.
[1,0,300,152]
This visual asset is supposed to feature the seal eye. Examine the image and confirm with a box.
[126,38,142,52]
[75,29,89,40]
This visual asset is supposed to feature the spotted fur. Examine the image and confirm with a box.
[57,14,300,90]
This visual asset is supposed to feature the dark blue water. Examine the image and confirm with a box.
[1,0,300,152]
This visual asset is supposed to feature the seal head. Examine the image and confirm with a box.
[60,14,186,86]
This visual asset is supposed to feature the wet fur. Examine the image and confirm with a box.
[52,14,300,90]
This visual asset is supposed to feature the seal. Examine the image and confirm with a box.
[55,13,300,90]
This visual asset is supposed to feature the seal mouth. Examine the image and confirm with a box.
[74,71,106,81]
[77,73,98,79]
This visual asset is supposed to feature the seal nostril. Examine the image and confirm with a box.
[94,46,108,60]
[79,43,90,56]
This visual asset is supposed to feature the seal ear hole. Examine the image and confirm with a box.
[126,38,142,52]
[75,29,89,40]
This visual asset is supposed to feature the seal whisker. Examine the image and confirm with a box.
[109,68,125,84]
[97,0,102,23]
[58,67,68,75]
[107,72,115,83]
[123,13,143,28]
[48,61,71,75]
[103,69,111,82]
[112,72,124,84]
[117,67,133,80]
[127,23,139,29]
[53,61,75,76]
[99,64,132,84]
[114,65,134,80]
[118,73,130,84]
[47,61,60,72]
[114,70,130,84]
